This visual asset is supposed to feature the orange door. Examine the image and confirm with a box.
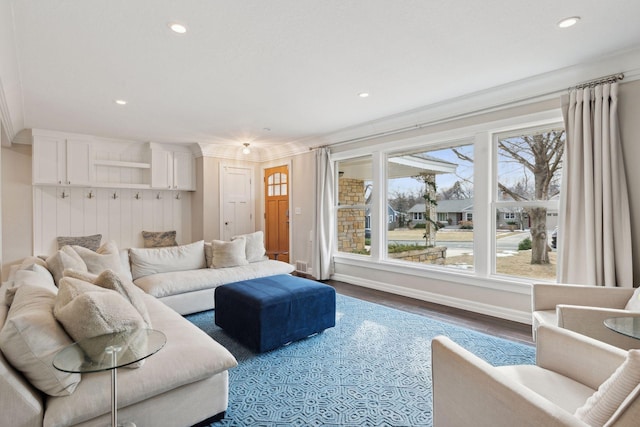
[264,165,289,263]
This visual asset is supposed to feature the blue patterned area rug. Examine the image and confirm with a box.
[186,294,535,426]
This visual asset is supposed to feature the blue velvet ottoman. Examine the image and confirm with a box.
[214,274,336,352]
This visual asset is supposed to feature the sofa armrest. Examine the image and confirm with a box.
[556,305,640,350]
[431,335,586,427]
[535,324,626,389]
[532,284,634,311]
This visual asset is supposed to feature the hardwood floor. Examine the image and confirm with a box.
[325,279,534,345]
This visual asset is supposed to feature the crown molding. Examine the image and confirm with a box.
[196,141,310,161]
[322,46,640,149]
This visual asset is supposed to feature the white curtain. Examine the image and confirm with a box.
[559,82,633,287]
[312,147,335,280]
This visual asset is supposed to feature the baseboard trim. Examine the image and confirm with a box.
[331,273,532,325]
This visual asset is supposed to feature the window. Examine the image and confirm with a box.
[493,126,564,279]
[336,156,372,256]
[386,143,474,270]
[332,112,564,285]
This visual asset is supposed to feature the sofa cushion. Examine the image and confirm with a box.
[211,238,248,268]
[231,231,266,262]
[575,349,640,426]
[133,259,296,298]
[5,264,56,306]
[0,284,81,396]
[46,246,88,286]
[57,234,102,251]
[142,230,178,248]
[129,240,206,280]
[54,277,147,368]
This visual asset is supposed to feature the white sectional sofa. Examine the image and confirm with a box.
[0,233,295,426]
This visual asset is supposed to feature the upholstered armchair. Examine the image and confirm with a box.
[431,325,640,427]
[532,283,640,349]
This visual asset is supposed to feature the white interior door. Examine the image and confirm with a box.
[221,165,253,240]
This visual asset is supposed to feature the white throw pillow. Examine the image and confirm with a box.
[575,349,640,426]
[129,240,206,280]
[231,231,266,263]
[0,285,81,396]
[211,239,249,268]
[625,287,640,311]
[54,278,147,368]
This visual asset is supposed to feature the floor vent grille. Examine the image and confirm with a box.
[295,261,308,273]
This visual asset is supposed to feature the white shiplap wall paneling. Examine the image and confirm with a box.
[33,186,192,255]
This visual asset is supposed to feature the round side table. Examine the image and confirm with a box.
[53,329,166,427]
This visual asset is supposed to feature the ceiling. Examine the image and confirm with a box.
[6,1,640,151]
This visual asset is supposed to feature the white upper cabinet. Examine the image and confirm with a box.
[33,135,93,186]
[150,145,195,191]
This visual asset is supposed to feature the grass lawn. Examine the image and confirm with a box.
[446,250,557,280]
[387,229,520,242]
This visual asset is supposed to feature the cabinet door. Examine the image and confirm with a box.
[65,139,93,185]
[173,151,195,190]
[33,137,66,184]
[151,150,173,189]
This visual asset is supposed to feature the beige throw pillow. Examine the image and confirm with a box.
[54,278,147,368]
[0,285,81,396]
[575,349,640,426]
[46,246,88,286]
[72,241,123,275]
[211,239,249,268]
[62,269,151,328]
[231,231,266,262]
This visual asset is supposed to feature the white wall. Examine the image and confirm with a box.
[1,144,33,279]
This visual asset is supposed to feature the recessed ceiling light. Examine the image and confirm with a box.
[358,92,370,98]
[168,22,188,34]
[557,16,580,28]
[115,99,127,105]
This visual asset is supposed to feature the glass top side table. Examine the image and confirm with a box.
[603,317,640,340]
[53,329,166,427]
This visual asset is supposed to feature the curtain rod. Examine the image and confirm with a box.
[309,87,563,150]
[570,73,624,90]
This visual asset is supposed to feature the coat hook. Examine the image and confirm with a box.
[112,192,118,200]
[61,190,68,199]
[156,193,162,200]
[135,192,141,200]
[175,192,181,200]
[87,190,94,199]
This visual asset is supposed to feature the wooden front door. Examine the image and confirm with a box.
[264,165,289,263]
